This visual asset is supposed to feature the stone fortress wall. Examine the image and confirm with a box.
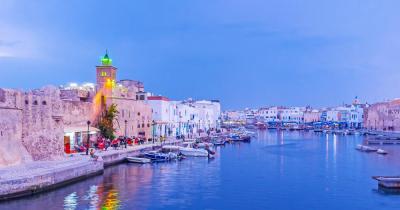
[21,86,64,161]
[0,88,31,167]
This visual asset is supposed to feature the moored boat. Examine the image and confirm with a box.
[162,144,213,157]
[212,138,226,146]
[144,151,172,161]
[126,156,151,164]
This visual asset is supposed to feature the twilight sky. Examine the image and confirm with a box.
[1,0,400,110]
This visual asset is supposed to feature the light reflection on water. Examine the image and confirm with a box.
[63,192,78,210]
[2,130,400,209]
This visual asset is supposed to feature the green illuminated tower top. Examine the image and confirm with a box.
[101,50,112,66]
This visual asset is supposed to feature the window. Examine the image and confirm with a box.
[142,123,145,128]
[33,100,38,105]
[101,71,107,77]
[25,100,29,105]
[137,112,141,116]
[136,95,139,100]
[139,95,145,100]
[42,101,47,105]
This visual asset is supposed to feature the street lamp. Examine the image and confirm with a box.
[124,120,128,148]
[86,120,91,155]
[152,120,156,144]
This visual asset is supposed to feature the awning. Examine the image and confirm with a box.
[64,126,100,133]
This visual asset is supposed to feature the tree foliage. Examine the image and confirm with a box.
[97,104,119,140]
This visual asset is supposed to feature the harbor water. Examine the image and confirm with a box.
[2,130,400,210]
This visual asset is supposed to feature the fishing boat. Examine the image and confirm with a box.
[126,156,151,164]
[144,151,172,161]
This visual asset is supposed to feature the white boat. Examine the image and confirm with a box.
[377,149,388,155]
[162,145,210,157]
[126,156,151,163]
[180,147,209,157]
[356,144,378,152]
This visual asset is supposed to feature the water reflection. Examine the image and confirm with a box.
[4,131,400,210]
[64,192,78,210]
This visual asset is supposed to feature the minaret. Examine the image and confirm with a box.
[96,51,117,98]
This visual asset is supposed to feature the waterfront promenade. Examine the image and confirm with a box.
[0,139,182,200]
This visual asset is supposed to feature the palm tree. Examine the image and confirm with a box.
[98,104,119,140]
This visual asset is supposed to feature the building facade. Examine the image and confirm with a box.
[364,99,400,131]
[0,52,156,166]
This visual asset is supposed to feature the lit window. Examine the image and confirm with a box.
[101,72,108,77]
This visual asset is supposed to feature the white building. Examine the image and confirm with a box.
[148,96,221,138]
[278,107,305,123]
[322,97,367,128]
[189,99,221,131]
[258,107,279,122]
[147,96,173,137]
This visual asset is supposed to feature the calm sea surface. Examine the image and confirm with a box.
[2,130,400,210]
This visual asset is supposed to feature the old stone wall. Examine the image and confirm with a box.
[0,89,32,167]
[21,86,64,161]
[364,99,400,131]
[62,100,94,127]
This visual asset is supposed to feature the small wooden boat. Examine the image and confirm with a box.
[126,157,151,163]
[372,176,400,188]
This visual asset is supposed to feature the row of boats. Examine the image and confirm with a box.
[126,131,254,163]
[314,129,361,135]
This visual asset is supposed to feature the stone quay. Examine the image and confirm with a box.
[0,139,182,201]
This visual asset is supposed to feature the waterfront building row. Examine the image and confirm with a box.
[223,97,366,128]
[0,52,221,168]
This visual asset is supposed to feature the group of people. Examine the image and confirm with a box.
[93,136,147,151]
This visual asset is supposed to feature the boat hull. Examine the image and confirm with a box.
[126,157,151,164]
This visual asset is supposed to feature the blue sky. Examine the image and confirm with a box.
[1,0,400,110]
